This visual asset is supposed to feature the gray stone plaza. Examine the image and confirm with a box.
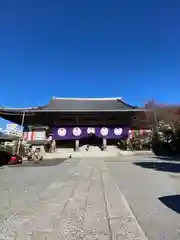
[0,154,180,239]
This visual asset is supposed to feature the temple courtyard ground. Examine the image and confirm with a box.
[0,153,180,239]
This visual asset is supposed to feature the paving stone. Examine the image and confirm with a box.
[80,167,110,239]
[51,169,92,239]
[0,157,148,240]
[0,158,81,224]
[81,234,110,240]
[101,167,148,240]
[0,160,83,238]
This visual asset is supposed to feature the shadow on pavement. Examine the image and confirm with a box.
[134,161,180,173]
[9,158,67,168]
[159,194,180,214]
[150,156,180,161]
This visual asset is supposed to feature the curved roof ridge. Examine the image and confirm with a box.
[52,97,122,101]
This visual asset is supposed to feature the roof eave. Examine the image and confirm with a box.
[0,108,151,114]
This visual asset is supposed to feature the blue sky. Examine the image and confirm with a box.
[0,0,180,127]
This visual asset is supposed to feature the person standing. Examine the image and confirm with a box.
[48,134,53,152]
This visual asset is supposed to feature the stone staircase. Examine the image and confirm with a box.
[44,145,137,159]
[44,148,73,159]
[88,145,101,153]
[70,145,120,158]
[79,145,88,152]
[106,145,120,154]
[106,145,133,156]
[56,148,74,154]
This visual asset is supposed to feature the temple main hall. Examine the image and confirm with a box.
[0,97,151,151]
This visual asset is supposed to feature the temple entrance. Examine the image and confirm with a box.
[108,139,118,146]
[56,140,75,150]
[80,134,102,147]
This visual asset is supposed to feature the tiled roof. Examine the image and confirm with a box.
[0,97,136,112]
[41,97,136,112]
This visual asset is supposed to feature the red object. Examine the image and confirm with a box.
[8,155,22,165]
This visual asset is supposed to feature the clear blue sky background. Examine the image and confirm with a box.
[0,0,180,127]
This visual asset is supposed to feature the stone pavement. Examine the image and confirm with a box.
[0,158,148,240]
[106,155,180,240]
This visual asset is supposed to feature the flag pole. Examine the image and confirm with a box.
[16,111,25,155]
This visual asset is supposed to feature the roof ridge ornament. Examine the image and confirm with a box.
[117,97,123,100]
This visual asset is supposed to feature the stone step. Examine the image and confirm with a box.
[70,151,119,158]
[44,152,70,159]
[79,145,88,152]
[119,150,135,156]
[88,146,101,152]
[107,145,120,153]
[56,148,74,153]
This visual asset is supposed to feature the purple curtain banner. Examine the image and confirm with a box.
[52,126,129,140]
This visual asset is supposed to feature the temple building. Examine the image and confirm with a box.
[0,97,150,151]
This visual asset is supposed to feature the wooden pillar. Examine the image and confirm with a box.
[52,140,56,152]
[102,138,107,150]
[75,139,79,151]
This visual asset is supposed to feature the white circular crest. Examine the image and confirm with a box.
[73,127,82,136]
[114,128,123,136]
[57,128,67,137]
[87,127,95,134]
[100,127,108,136]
